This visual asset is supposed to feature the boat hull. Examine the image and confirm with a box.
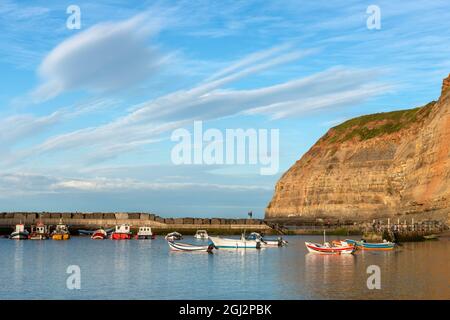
[111,233,131,240]
[305,242,355,254]
[29,234,48,240]
[345,239,395,250]
[91,233,107,240]
[10,232,29,240]
[52,233,70,240]
[209,236,260,249]
[136,235,155,240]
[168,241,213,252]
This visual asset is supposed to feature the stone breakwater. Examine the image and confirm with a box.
[0,212,271,234]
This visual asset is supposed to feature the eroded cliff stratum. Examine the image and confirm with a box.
[265,75,450,221]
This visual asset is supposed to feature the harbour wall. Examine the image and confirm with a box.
[0,212,272,235]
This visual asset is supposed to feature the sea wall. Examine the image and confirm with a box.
[0,212,271,234]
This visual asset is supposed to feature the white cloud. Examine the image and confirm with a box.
[0,172,270,197]
[5,46,392,167]
[0,98,119,148]
[32,13,167,102]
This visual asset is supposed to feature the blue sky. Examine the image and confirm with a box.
[0,0,449,218]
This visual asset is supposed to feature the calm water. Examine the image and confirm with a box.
[0,235,449,300]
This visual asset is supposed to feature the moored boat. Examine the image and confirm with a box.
[51,221,70,240]
[305,241,356,254]
[168,241,214,253]
[91,228,107,240]
[247,232,287,247]
[10,224,29,240]
[136,226,155,239]
[209,234,261,249]
[194,230,208,240]
[345,239,395,250]
[165,231,183,241]
[29,223,49,240]
[111,224,132,240]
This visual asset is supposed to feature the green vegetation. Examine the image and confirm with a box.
[327,101,436,143]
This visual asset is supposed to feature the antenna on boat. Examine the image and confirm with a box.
[323,229,326,244]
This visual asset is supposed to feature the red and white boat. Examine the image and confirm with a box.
[91,228,107,240]
[110,224,132,240]
[305,240,356,254]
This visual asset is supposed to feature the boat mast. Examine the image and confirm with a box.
[323,229,326,243]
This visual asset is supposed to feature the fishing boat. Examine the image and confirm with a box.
[10,223,29,240]
[165,231,183,241]
[305,231,355,254]
[345,239,395,250]
[305,241,356,254]
[168,241,214,253]
[111,224,132,240]
[51,221,70,240]
[91,228,107,240]
[136,226,155,239]
[209,234,261,249]
[247,232,287,247]
[194,230,208,240]
[29,222,49,240]
[423,234,439,240]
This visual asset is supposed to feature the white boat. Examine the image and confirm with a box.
[10,224,29,240]
[194,230,208,239]
[165,231,183,241]
[168,241,214,252]
[247,232,287,247]
[136,226,154,239]
[91,228,107,240]
[209,234,261,249]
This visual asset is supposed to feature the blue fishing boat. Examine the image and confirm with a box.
[345,239,395,250]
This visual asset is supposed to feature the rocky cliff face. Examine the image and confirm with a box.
[266,75,450,221]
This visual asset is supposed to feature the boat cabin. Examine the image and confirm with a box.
[54,224,69,233]
[194,230,208,238]
[115,224,131,234]
[138,226,152,236]
[14,224,25,233]
[32,223,48,234]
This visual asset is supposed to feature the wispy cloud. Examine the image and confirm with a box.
[31,13,168,102]
[4,44,392,167]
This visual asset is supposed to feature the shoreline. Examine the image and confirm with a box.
[0,212,447,239]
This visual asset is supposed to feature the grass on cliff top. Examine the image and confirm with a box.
[327,101,436,143]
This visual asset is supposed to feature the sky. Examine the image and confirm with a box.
[0,0,449,218]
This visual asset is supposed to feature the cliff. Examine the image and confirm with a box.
[266,74,450,221]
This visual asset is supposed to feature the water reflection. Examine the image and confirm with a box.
[0,236,449,299]
[13,241,24,289]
